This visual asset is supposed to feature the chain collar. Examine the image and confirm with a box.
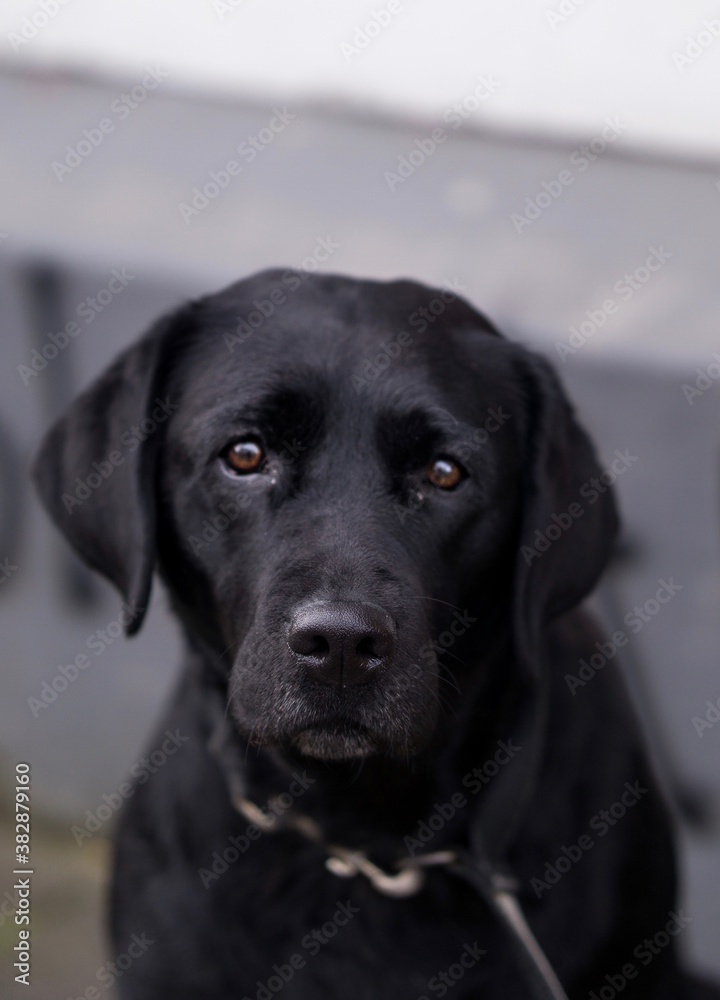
[232,789,456,898]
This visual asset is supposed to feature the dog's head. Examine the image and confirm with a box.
[34,271,617,762]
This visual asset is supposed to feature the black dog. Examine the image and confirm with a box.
[35,271,718,999]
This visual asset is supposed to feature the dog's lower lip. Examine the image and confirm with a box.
[293,721,378,760]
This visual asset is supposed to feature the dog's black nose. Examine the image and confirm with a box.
[288,601,396,688]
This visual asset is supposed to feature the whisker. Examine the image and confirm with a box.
[218,640,238,663]
[435,648,468,669]
[436,667,462,692]
[408,595,464,614]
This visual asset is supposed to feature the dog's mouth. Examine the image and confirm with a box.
[291,720,379,761]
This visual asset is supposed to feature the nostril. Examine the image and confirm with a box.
[356,634,384,660]
[288,628,330,658]
[304,633,330,656]
[311,634,330,655]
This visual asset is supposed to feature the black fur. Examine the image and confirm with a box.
[34,271,718,998]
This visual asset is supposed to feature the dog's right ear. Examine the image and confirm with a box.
[511,350,619,678]
[33,309,190,635]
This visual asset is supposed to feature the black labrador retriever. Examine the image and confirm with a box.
[35,271,718,999]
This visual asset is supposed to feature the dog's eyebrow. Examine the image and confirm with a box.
[210,386,326,446]
[376,407,451,467]
[377,403,475,442]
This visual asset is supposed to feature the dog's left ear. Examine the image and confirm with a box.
[469,348,620,864]
[33,311,187,635]
[512,351,619,676]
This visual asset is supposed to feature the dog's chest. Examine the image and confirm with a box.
[203,834,514,999]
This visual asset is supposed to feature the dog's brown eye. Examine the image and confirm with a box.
[224,439,264,474]
[426,457,464,490]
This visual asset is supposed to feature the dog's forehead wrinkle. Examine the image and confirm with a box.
[167,309,513,446]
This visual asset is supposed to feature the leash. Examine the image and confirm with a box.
[206,689,570,1000]
[448,851,570,1000]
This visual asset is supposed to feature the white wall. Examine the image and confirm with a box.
[2,0,720,159]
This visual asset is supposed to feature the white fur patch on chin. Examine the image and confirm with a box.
[294,725,377,760]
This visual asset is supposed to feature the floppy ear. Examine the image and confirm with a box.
[33,312,185,635]
[513,351,619,677]
[469,349,620,867]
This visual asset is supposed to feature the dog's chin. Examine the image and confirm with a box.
[292,723,379,761]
